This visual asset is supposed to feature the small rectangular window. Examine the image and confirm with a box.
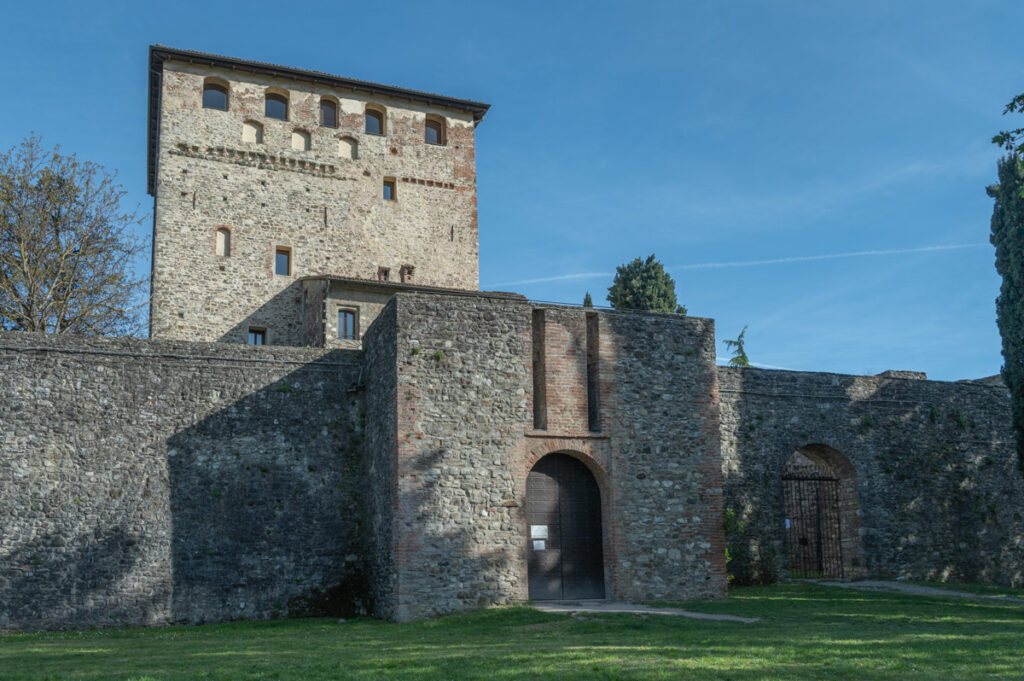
[320,99,338,128]
[338,309,357,340]
[383,178,396,201]
[275,247,291,276]
[378,267,390,282]
[248,328,266,345]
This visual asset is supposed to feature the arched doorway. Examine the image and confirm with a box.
[782,444,864,578]
[526,453,605,600]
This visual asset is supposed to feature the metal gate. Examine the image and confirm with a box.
[782,474,844,578]
[526,454,605,600]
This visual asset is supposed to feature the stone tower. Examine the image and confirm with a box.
[146,46,489,345]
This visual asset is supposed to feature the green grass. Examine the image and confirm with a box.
[1,583,1022,680]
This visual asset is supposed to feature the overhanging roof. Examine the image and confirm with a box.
[146,45,491,195]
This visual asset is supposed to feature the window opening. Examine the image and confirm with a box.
[248,328,266,345]
[378,267,390,282]
[320,99,338,127]
[383,178,396,201]
[425,117,445,145]
[338,309,357,340]
[215,228,230,257]
[202,81,228,110]
[275,247,291,276]
[265,92,288,120]
[365,108,384,135]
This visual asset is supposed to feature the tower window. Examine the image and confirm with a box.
[242,120,264,144]
[383,178,396,201]
[215,228,230,257]
[400,264,415,282]
[291,129,311,152]
[275,247,292,276]
[265,92,289,120]
[339,137,358,160]
[365,107,385,135]
[202,79,228,111]
[425,116,446,145]
[321,98,338,127]
[338,309,357,340]
[248,328,266,345]
[378,267,390,282]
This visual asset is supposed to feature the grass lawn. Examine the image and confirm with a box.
[1,583,1022,681]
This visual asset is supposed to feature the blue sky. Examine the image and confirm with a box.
[0,0,1019,380]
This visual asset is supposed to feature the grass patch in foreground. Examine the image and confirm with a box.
[908,580,1024,599]
[1,583,1022,680]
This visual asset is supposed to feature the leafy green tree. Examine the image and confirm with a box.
[606,254,686,314]
[583,291,593,308]
[0,135,146,335]
[724,326,750,367]
[993,93,1024,159]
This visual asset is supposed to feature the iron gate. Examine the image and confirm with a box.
[782,474,844,578]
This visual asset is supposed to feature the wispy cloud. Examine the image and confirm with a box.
[489,243,988,287]
[671,243,988,271]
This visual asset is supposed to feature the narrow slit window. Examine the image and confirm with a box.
[383,178,396,201]
[215,228,230,257]
[338,309,357,340]
[378,267,390,282]
[275,247,291,276]
[248,328,266,345]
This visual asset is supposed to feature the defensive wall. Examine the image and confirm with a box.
[3,294,1024,630]
[0,331,366,630]
[720,366,1024,587]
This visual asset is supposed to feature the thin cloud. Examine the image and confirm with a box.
[671,243,988,271]
[489,243,988,287]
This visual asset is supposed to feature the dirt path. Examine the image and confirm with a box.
[531,600,760,623]
[807,579,1024,603]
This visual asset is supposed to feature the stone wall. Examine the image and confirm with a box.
[150,59,481,345]
[377,292,726,621]
[719,366,1024,587]
[0,331,366,630]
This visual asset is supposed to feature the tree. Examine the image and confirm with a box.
[0,135,147,335]
[582,291,593,308]
[606,254,686,314]
[989,148,1024,474]
[724,326,750,367]
[993,93,1024,160]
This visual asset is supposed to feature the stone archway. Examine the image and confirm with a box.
[782,444,865,578]
[525,453,606,600]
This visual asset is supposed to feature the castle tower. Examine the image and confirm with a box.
[146,46,489,346]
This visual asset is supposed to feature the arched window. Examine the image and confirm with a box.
[339,136,358,160]
[242,120,264,144]
[425,115,446,145]
[365,106,385,135]
[265,90,289,120]
[202,78,229,111]
[215,228,230,257]
[291,129,311,152]
[320,98,338,128]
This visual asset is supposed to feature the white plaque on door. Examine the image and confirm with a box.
[530,525,548,539]
[533,540,546,551]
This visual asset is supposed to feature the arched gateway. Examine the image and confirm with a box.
[782,444,864,578]
[525,453,606,600]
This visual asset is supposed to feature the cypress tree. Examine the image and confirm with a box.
[583,291,593,308]
[989,154,1024,474]
[606,254,687,314]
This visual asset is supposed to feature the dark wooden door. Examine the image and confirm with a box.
[526,454,605,600]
